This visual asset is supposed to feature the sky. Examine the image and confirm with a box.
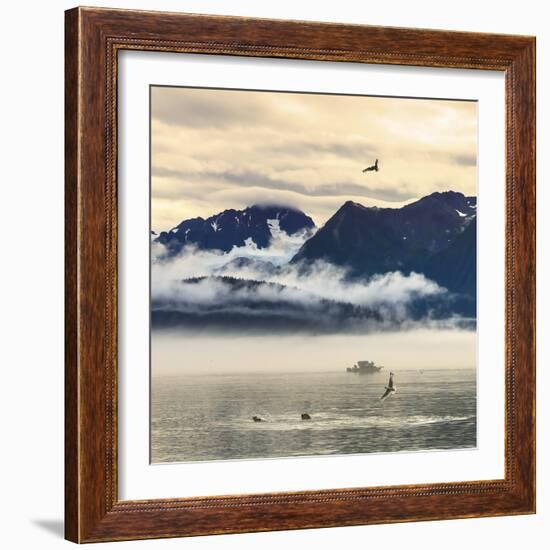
[151,86,477,231]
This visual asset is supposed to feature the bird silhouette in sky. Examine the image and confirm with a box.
[363,158,379,173]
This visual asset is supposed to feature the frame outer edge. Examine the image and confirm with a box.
[512,38,536,513]
[65,6,81,544]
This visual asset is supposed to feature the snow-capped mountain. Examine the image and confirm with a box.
[155,204,316,255]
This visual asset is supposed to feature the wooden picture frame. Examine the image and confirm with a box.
[65,6,536,543]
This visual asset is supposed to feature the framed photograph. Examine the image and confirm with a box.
[65,7,536,543]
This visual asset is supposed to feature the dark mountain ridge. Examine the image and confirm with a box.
[292,191,476,300]
[156,204,315,255]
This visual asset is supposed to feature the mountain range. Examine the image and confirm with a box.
[155,192,475,294]
[152,191,477,330]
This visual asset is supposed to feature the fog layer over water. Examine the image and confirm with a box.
[152,329,476,375]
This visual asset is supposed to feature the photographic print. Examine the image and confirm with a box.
[150,86,477,463]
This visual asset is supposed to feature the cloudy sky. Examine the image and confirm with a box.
[151,86,477,232]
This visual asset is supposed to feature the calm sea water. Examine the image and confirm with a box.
[151,369,476,463]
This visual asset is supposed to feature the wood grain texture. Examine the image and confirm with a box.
[64,7,79,543]
[64,6,536,543]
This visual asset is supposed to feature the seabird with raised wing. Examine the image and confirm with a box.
[380,372,396,401]
[362,158,379,173]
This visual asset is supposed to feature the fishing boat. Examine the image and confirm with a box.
[346,360,384,374]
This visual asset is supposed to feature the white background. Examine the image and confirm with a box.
[119,52,505,500]
[1,1,547,549]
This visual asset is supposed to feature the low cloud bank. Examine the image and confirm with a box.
[152,230,472,334]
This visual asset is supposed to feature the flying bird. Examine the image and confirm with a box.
[379,372,396,401]
[363,158,379,173]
